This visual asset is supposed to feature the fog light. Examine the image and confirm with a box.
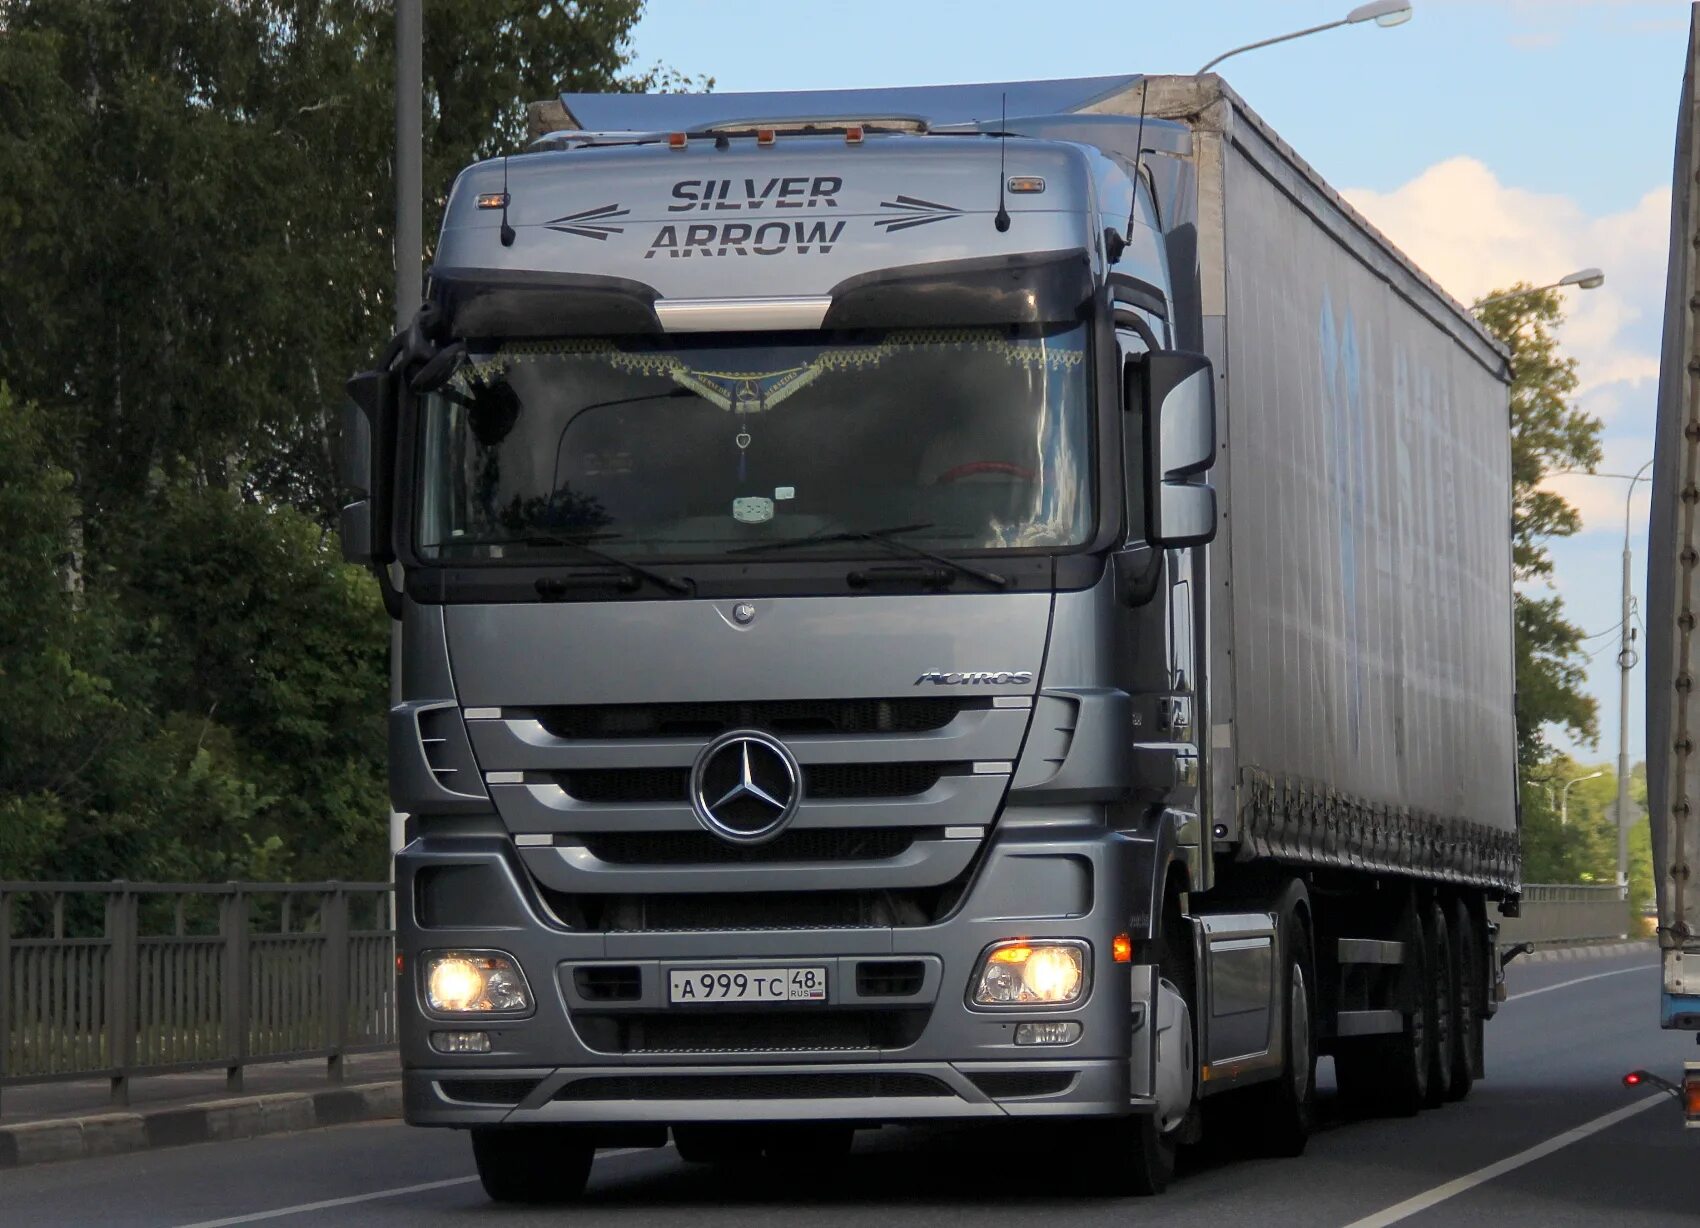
[431,1030,492,1054]
[972,940,1087,1006]
[423,950,533,1014]
[1015,1020,1083,1046]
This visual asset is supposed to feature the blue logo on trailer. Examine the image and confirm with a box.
[1320,290,1367,753]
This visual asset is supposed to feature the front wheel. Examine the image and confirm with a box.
[1246,913,1317,1156]
[1076,1112,1175,1196]
[470,1126,594,1204]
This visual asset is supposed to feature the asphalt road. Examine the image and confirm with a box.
[8,947,1696,1227]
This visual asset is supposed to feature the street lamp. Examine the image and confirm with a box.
[1197,1,1414,75]
[1473,268,1606,310]
[1560,770,1606,827]
[1614,459,1654,888]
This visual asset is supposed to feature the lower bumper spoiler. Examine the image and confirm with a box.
[405,1060,1149,1126]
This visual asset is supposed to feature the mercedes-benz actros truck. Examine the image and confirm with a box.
[344,73,1519,1201]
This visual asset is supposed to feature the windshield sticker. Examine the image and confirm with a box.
[732,496,774,524]
[774,486,795,501]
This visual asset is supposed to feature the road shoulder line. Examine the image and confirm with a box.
[1338,1093,1668,1228]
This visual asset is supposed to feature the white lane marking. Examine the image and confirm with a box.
[1338,1093,1668,1228]
[170,1146,654,1227]
[1505,963,1656,1002]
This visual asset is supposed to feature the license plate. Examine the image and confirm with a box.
[668,965,827,1004]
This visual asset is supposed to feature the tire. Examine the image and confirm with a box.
[1077,1112,1175,1197]
[1334,904,1429,1118]
[1445,896,1479,1101]
[672,1124,764,1165]
[1246,911,1316,1156]
[1422,901,1454,1110]
[470,1126,594,1204]
[763,1124,856,1164]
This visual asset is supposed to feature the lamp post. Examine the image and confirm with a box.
[1560,770,1606,827]
[1473,268,1605,310]
[392,0,422,886]
[1197,1,1414,75]
[1615,459,1654,888]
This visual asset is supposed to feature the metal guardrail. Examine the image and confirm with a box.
[1498,882,1632,947]
[0,882,395,1115]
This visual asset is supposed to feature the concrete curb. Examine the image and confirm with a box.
[0,1081,400,1170]
[1514,939,1654,964]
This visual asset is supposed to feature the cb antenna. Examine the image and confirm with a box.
[499,154,516,247]
[1110,78,1149,264]
[993,92,1011,233]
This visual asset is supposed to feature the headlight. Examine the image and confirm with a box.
[423,950,533,1014]
[972,940,1087,1006]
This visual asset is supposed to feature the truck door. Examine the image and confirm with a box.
[1117,306,1203,829]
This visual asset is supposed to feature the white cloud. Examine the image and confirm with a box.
[1344,158,1669,545]
[1344,157,1667,406]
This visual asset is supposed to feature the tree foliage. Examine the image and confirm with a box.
[0,1,701,883]
[1474,285,1603,768]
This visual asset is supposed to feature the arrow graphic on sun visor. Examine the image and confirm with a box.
[875,195,964,232]
[544,203,629,240]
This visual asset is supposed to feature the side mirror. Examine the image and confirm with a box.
[1129,351,1218,548]
[343,368,398,569]
[340,499,373,565]
[340,400,371,496]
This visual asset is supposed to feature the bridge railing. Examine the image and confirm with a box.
[1498,882,1631,948]
[0,882,394,1115]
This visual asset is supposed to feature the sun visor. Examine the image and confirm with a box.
[822,250,1094,330]
[428,267,662,339]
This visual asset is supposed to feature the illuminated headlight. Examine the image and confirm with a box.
[423,951,533,1014]
[972,940,1087,1006]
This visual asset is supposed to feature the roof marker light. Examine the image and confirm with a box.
[845,125,865,144]
[668,131,687,150]
[757,128,777,147]
[1007,176,1046,194]
[475,193,509,210]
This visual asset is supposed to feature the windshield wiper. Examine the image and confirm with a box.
[734,523,1009,589]
[435,532,692,596]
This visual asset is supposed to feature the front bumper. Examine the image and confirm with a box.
[398,818,1161,1127]
[405,1058,1148,1125]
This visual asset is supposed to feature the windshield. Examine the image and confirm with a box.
[415,323,1092,562]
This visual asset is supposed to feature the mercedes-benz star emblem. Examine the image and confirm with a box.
[690,730,801,844]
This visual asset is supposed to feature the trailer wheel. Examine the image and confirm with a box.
[471,1126,593,1204]
[1335,905,1430,1117]
[1422,901,1454,1110]
[1445,896,1479,1101]
[1245,910,1316,1156]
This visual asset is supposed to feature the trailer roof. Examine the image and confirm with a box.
[553,76,1143,135]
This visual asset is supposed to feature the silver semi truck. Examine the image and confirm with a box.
[344,73,1518,1200]
[1643,1,1700,1124]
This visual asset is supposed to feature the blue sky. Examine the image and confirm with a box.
[632,0,1692,765]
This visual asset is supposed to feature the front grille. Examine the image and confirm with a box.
[537,698,965,740]
[574,964,642,1002]
[855,960,926,998]
[557,763,947,805]
[966,1071,1077,1099]
[571,889,936,933]
[581,829,915,865]
[563,767,689,803]
[554,1072,953,1101]
[576,1009,929,1054]
[438,1078,538,1106]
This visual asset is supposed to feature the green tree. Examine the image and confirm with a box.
[0,2,703,883]
[1474,285,1604,767]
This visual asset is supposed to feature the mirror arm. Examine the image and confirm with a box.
[1113,542,1164,607]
